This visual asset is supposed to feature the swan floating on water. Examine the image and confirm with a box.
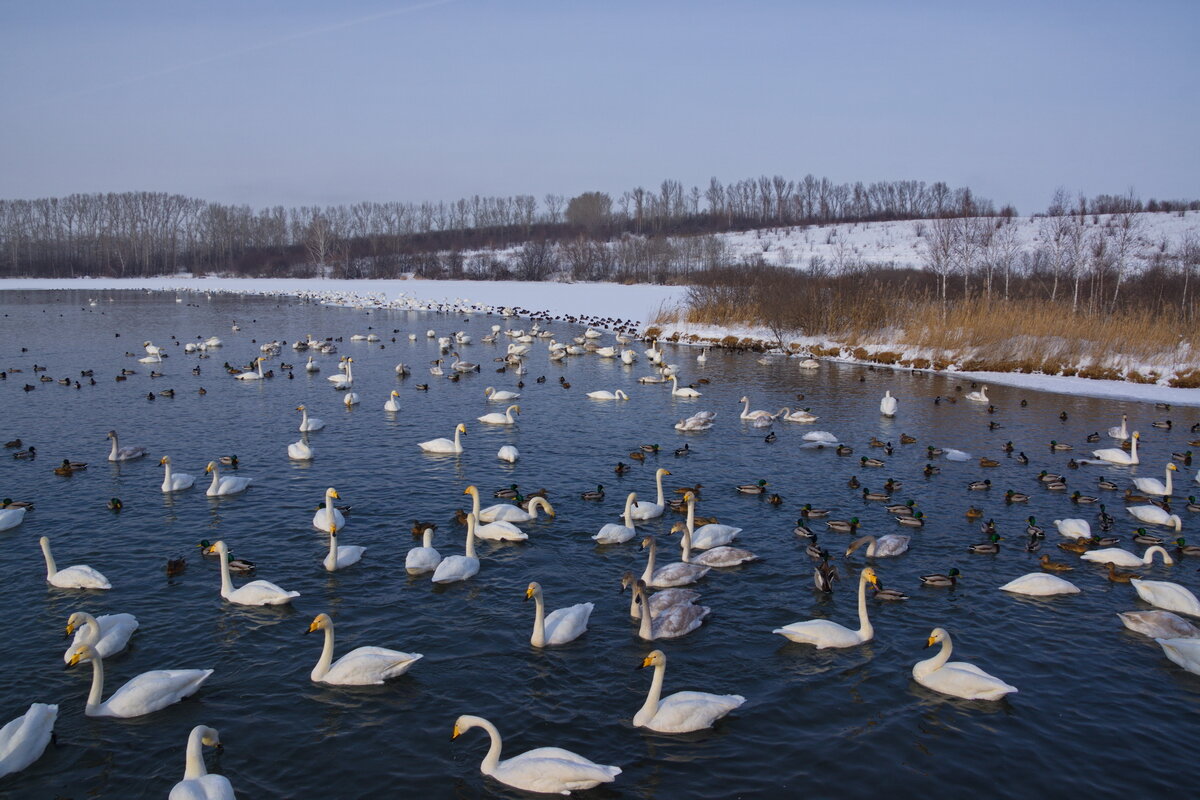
[406,528,441,575]
[633,649,744,733]
[107,429,147,462]
[594,493,639,544]
[1080,545,1173,567]
[419,423,466,454]
[912,627,1017,701]
[525,581,593,647]
[63,611,138,663]
[586,389,629,401]
[40,536,110,589]
[160,456,195,492]
[774,567,879,648]
[0,703,58,779]
[1093,431,1139,465]
[630,468,670,520]
[431,514,480,583]
[297,404,325,431]
[313,488,345,532]
[880,390,898,417]
[205,461,252,496]
[212,540,297,606]
[998,573,1080,596]
[306,613,421,684]
[1131,579,1200,617]
[169,725,234,800]
[67,644,212,718]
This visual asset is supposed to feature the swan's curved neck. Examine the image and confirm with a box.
[422,528,434,548]
[41,538,58,579]
[530,590,546,646]
[680,526,694,563]
[85,650,106,712]
[617,389,627,399]
[850,535,877,557]
[641,540,657,584]
[453,426,462,450]
[464,516,477,558]
[655,471,665,506]
[76,613,100,645]
[208,465,221,493]
[108,436,119,460]
[685,496,695,533]
[183,726,213,779]
[217,546,234,597]
[312,625,335,681]
[474,718,504,775]
[623,494,636,528]
[1163,468,1173,495]
[1145,545,1169,565]
[856,571,873,638]
[469,489,481,519]
[927,635,952,671]
[634,660,666,726]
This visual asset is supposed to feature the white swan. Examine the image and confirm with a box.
[593,493,638,544]
[631,579,711,638]
[1108,414,1129,440]
[297,404,324,431]
[1131,579,1200,617]
[587,389,629,400]
[329,358,354,389]
[312,487,346,532]
[912,628,1016,700]
[739,396,775,420]
[880,390,898,417]
[406,528,441,575]
[418,423,466,454]
[0,704,57,779]
[478,404,520,425]
[526,582,593,647]
[305,355,320,373]
[774,567,879,648]
[466,486,554,523]
[431,514,481,584]
[1126,505,1183,530]
[40,537,110,589]
[384,390,402,412]
[1093,431,1139,465]
[63,612,138,663]
[323,525,364,572]
[160,456,195,492]
[233,357,265,381]
[1081,545,1174,567]
[169,725,234,800]
[803,430,839,443]
[107,429,147,462]
[1157,637,1200,675]
[633,649,744,733]
[678,493,742,549]
[485,386,521,401]
[998,573,1080,596]
[1053,518,1092,540]
[630,468,670,521]
[306,613,421,684]
[845,534,910,558]
[452,714,620,795]
[621,573,700,619]
[0,504,25,531]
[287,437,313,461]
[212,540,298,606]
[1117,610,1200,639]
[679,521,756,568]
[669,375,701,398]
[343,391,360,407]
[497,445,519,463]
[67,644,211,718]
[965,385,989,402]
[641,536,708,588]
[780,408,819,423]
[204,461,251,496]
[1133,463,1178,496]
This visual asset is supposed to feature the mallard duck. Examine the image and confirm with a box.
[1016,451,1029,464]
[966,506,984,520]
[885,500,916,516]
[1038,471,1064,483]
[1003,441,1014,453]
[836,444,853,456]
[967,479,992,491]
[979,457,1000,468]
[1174,538,1200,556]
[640,444,660,454]
[969,533,1002,554]
[1087,535,1121,547]
[1045,480,1068,491]
[1,498,33,510]
[1005,489,1029,503]
[12,446,35,459]
[920,568,960,587]
[1173,451,1193,465]
[1026,517,1045,536]
[736,479,768,494]
[873,583,909,601]
[197,540,255,572]
[799,504,829,518]
[1106,562,1141,583]
[896,511,925,527]
[900,433,917,444]
[54,460,75,476]
[1066,458,1080,469]
[1057,539,1090,554]
[923,463,941,476]
[674,444,691,457]
[813,555,838,592]
[166,557,187,576]
[1026,531,1044,552]
[580,485,605,501]
[1050,440,1072,451]
[1097,505,1116,525]
[106,498,123,511]
[218,455,238,469]
[979,519,997,535]
[826,517,859,534]
[1039,554,1073,572]
[860,456,885,468]
[767,493,784,505]
[493,484,520,499]
[1098,477,1119,491]
[883,477,903,492]
[862,488,890,502]
[1071,491,1098,504]
[1133,528,1164,545]
[847,475,861,489]
[614,462,630,474]
[793,522,816,538]
[927,445,944,456]
[1151,419,1172,430]
[1187,497,1200,513]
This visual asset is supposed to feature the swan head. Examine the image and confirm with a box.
[925,627,949,648]
[296,404,306,411]
[657,468,671,478]
[463,485,478,497]
[159,456,170,466]
[198,727,222,750]
[107,430,117,440]
[452,715,483,739]
[1168,463,1179,472]
[66,644,95,667]
[619,571,636,592]
[524,581,542,601]
[639,650,666,669]
[306,613,332,634]
[862,567,879,587]
[457,423,467,435]
[640,536,655,550]
[682,491,696,504]
[65,611,93,635]
[739,396,749,403]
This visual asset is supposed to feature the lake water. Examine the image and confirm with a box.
[1,289,1197,798]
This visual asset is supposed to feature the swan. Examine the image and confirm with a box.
[1157,638,1200,676]
[1081,545,1174,567]
[169,725,234,800]
[485,386,521,401]
[305,355,320,373]
[1053,518,1092,540]
[678,493,742,549]
[1126,505,1183,529]
[880,390,898,417]
[297,404,324,431]
[343,391,360,407]
[780,408,819,423]
[1131,579,1200,617]
[1093,431,1139,465]
[774,567,879,648]
[633,649,744,733]
[160,456,195,492]
[630,468,670,521]
[0,704,57,779]
[384,390,402,412]
[1117,610,1200,639]
[205,462,251,496]
[631,579,710,639]
[329,358,354,389]
[497,445,519,463]
[998,573,1080,596]
[107,430,147,462]
[466,486,554,523]
[326,357,347,382]
[478,404,520,425]
[212,540,298,606]
[233,357,265,381]
[313,487,346,532]
[306,613,421,684]
[431,514,481,583]
[0,504,27,531]
[452,714,620,795]
[965,385,989,402]
[912,628,1016,700]
[526,582,593,647]
[739,396,775,420]
[678,520,756,567]
[287,437,313,461]
[323,525,364,571]
[406,528,441,574]
[669,376,701,398]
[594,493,639,544]
[1134,463,1178,496]
[40,537,110,589]
[845,534,910,558]
[418,423,466,454]
[67,644,211,718]
[641,536,708,588]
[63,612,138,663]
[803,430,838,443]
[586,389,629,400]
[1108,414,1130,440]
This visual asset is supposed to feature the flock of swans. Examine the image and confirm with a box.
[5,295,1200,795]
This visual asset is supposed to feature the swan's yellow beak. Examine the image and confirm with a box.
[524,585,535,600]
[306,619,320,634]
[865,569,878,587]
[451,723,461,739]
[683,491,694,502]
[206,464,213,473]
[925,634,937,648]
[639,655,654,669]
[463,486,475,495]
[67,650,82,667]
[330,489,340,499]
[65,621,76,636]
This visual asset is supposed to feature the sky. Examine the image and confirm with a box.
[1,0,1197,214]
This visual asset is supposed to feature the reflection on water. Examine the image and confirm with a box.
[0,289,1197,798]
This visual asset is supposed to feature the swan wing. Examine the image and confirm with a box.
[593,524,635,544]
[915,662,1016,700]
[650,604,710,638]
[431,555,479,584]
[405,546,441,574]
[649,562,709,588]
[630,502,665,521]
[480,504,531,523]
[495,750,621,794]
[691,524,742,549]
[475,521,527,541]
[649,691,746,733]
[170,774,235,800]
[1080,548,1140,566]
[312,508,346,532]
[1132,580,1200,616]
[875,535,911,556]
[773,619,862,649]
[98,669,212,718]
[332,545,365,569]
[999,573,1079,596]
[64,613,139,662]
[323,648,423,685]
[693,546,757,567]
[646,588,701,617]
[543,603,594,645]
[50,565,111,590]
[226,579,298,606]
[0,703,57,779]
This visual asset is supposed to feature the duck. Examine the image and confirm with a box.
[813,554,839,592]
[205,461,252,496]
[775,567,880,648]
[860,456,885,468]
[169,725,234,800]
[826,517,860,534]
[477,404,520,425]
[1071,491,1098,504]
[1117,610,1200,639]
[920,568,960,587]
[900,433,917,444]
[967,479,992,491]
[1093,431,1140,465]
[845,534,910,558]
[580,484,605,501]
[1039,554,1073,572]
[912,628,1017,700]
[40,536,110,589]
[306,613,420,684]
[1173,538,1200,557]
[999,573,1080,596]
[968,533,1002,554]
[979,457,1000,468]
[1098,477,1119,491]
[1106,563,1141,583]
[673,443,691,457]
[630,578,711,639]
[1133,463,1179,497]
[837,444,854,456]
[0,704,58,780]
[896,511,925,527]
[451,715,620,795]
[63,611,139,663]
[106,429,147,462]
[1005,489,1030,503]
[211,540,297,605]
[633,649,744,733]
[418,422,467,454]
[1081,545,1174,567]
[1016,451,1029,464]
[525,582,593,647]
[1152,419,1172,430]
[106,497,123,512]
[11,446,36,459]
[1133,528,1165,545]
[736,478,768,494]
[862,487,890,502]
[1057,540,1090,554]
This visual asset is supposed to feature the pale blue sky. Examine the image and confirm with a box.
[1,0,1196,213]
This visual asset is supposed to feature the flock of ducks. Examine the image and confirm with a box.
[4,296,1200,794]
